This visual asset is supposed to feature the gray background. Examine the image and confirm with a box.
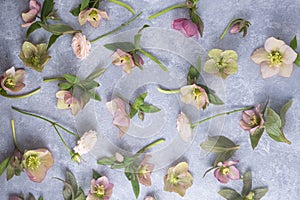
[1,0,300,199]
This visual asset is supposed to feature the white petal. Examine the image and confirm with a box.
[279,63,293,78]
[280,44,297,64]
[264,37,285,52]
[250,48,269,64]
[260,62,279,79]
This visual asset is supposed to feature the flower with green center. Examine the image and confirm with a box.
[0,66,25,92]
[78,8,108,28]
[251,37,297,78]
[180,84,209,109]
[214,160,240,184]
[87,176,114,200]
[204,49,238,79]
[164,162,193,197]
[22,148,54,183]
[19,41,51,72]
[56,90,82,116]
[137,155,155,186]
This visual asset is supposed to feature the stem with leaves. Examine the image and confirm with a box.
[220,18,243,41]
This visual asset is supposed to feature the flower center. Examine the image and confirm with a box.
[4,78,16,88]
[268,50,282,65]
[89,10,98,21]
[31,55,40,66]
[95,184,105,198]
[193,88,202,97]
[25,155,41,170]
[169,174,179,184]
[221,167,230,175]
[249,115,260,127]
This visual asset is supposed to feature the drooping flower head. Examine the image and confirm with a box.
[204,49,238,79]
[240,104,264,135]
[251,37,297,78]
[72,33,91,59]
[22,148,54,183]
[79,8,108,28]
[176,112,193,142]
[172,18,199,39]
[0,67,25,92]
[73,130,97,155]
[111,49,136,74]
[87,176,114,200]
[56,90,82,116]
[214,160,240,184]
[21,0,41,27]
[164,162,193,197]
[137,155,155,186]
[180,84,209,109]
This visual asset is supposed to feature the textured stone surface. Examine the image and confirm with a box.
[1,0,300,199]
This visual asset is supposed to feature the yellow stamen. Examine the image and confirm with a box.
[221,167,230,175]
[268,50,282,65]
[4,78,16,88]
[95,184,105,197]
[26,155,41,170]
[89,10,98,21]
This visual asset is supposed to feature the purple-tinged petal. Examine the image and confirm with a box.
[214,168,229,183]
[223,160,239,166]
[227,166,240,180]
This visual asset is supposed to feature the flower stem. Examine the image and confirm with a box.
[191,106,253,128]
[91,12,142,43]
[53,125,72,154]
[157,87,180,94]
[3,87,41,99]
[10,119,20,151]
[136,138,165,154]
[139,48,168,71]
[220,18,243,41]
[109,0,136,15]
[43,77,64,82]
[148,4,187,20]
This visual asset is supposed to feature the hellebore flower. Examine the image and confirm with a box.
[106,98,130,137]
[87,176,114,200]
[180,84,209,109]
[19,41,51,72]
[56,90,82,116]
[79,8,108,28]
[137,155,155,186]
[0,67,25,92]
[21,0,41,27]
[214,160,240,184]
[240,104,264,135]
[144,197,156,200]
[251,37,297,78]
[203,49,238,79]
[176,112,193,142]
[164,162,193,197]
[111,49,136,73]
[72,33,92,59]
[172,18,199,39]
[73,130,97,155]
[22,148,54,183]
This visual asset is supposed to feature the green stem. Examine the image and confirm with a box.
[43,77,64,82]
[148,4,187,20]
[136,138,165,154]
[109,0,135,15]
[91,0,100,8]
[3,87,41,99]
[10,119,20,151]
[191,106,253,128]
[157,87,180,94]
[91,12,142,43]
[139,48,168,71]
[53,125,72,154]
[220,18,243,41]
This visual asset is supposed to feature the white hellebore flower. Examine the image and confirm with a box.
[176,112,193,142]
[74,130,97,155]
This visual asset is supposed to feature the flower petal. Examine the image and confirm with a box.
[222,50,238,61]
[208,49,223,60]
[251,48,269,64]
[177,112,192,142]
[21,41,38,58]
[260,62,279,78]
[240,120,251,131]
[280,44,297,64]
[228,166,240,180]
[223,60,238,75]
[278,63,293,78]
[203,59,219,74]
[214,168,229,183]
[264,37,285,53]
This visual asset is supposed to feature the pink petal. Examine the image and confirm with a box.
[227,166,240,180]
[249,126,258,135]
[172,18,185,30]
[260,61,279,78]
[264,37,285,53]
[22,9,38,23]
[182,20,198,38]
[29,0,41,11]
[223,160,239,167]
[242,112,252,124]
[113,109,130,127]
[278,63,293,78]
[214,168,229,183]
[240,120,251,130]
[251,48,269,64]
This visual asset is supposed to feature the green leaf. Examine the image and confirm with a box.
[280,99,293,128]
[41,0,55,22]
[262,97,269,117]
[70,6,81,16]
[6,163,15,181]
[63,182,74,200]
[190,10,204,37]
[78,80,100,90]
[265,107,291,144]
[58,82,73,90]
[80,0,90,11]
[38,197,43,200]
[198,84,224,105]
[294,54,300,67]
[93,170,101,180]
[290,36,297,50]
[88,91,101,101]
[129,107,138,118]
[187,65,200,85]
[104,42,135,52]
[28,193,36,200]
[111,162,126,169]
[0,157,10,176]
[97,157,117,166]
[133,92,147,109]
[39,23,80,35]
[250,128,264,150]
[214,150,236,167]
[89,0,100,8]
[75,188,85,200]
[200,136,239,153]
[130,173,140,199]
[63,74,80,84]
[134,25,149,49]
[65,170,78,195]
[253,188,268,200]
[242,171,252,197]
[26,21,41,38]
[86,68,106,80]
[139,104,160,113]
[218,188,241,200]
[47,34,61,49]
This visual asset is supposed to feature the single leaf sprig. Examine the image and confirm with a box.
[289,35,300,67]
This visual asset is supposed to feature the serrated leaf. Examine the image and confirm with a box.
[250,128,264,150]
[80,0,90,11]
[294,54,300,67]
[47,34,61,49]
[187,65,200,85]
[214,150,236,167]
[290,36,297,50]
[242,171,252,197]
[6,163,15,181]
[86,68,105,80]
[0,157,10,176]
[139,104,160,113]
[63,74,80,84]
[70,6,81,16]
[218,188,241,200]
[104,42,135,52]
[58,82,73,90]
[129,107,138,118]
[253,188,268,200]
[280,99,293,129]
[200,136,239,153]
[97,157,117,166]
[65,170,78,195]
[265,107,291,144]
[26,21,41,38]
[28,193,36,200]
[41,0,55,22]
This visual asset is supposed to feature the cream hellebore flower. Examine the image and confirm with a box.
[21,0,41,27]
[176,112,193,142]
[180,84,209,109]
[56,90,82,116]
[87,176,114,200]
[164,162,193,197]
[137,155,155,186]
[72,33,91,59]
[106,98,130,137]
[251,37,297,78]
[73,130,97,156]
[22,148,54,183]
[204,49,238,79]
[111,49,136,74]
[0,67,25,92]
[78,8,108,28]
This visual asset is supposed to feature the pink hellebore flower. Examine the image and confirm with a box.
[111,49,136,74]
[137,155,155,186]
[79,8,108,28]
[172,18,199,39]
[22,148,54,183]
[214,160,240,184]
[21,0,41,27]
[106,98,130,137]
[240,104,264,135]
[0,67,25,92]
[180,84,209,109]
[72,33,92,60]
[73,130,97,156]
[56,90,82,116]
[251,37,297,78]
[176,112,193,142]
[87,176,114,200]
